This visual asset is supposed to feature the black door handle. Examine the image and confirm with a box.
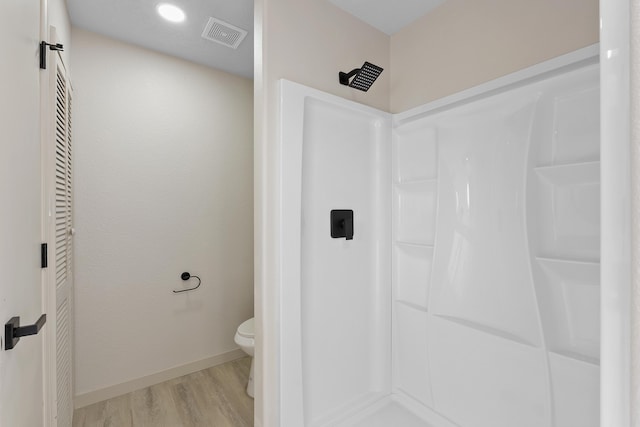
[5,314,46,350]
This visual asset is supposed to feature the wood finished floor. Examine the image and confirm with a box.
[73,357,254,427]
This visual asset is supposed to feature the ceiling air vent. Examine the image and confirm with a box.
[201,17,248,49]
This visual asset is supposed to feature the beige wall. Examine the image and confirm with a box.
[631,0,640,423]
[72,28,254,400]
[48,0,71,66]
[390,0,599,112]
[254,0,390,425]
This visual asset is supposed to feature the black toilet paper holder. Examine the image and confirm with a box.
[173,272,202,293]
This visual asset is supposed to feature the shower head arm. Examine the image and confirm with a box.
[339,68,361,86]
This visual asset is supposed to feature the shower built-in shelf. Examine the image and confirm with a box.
[394,243,434,310]
[432,314,538,348]
[396,300,429,313]
[532,160,600,262]
[548,349,599,367]
[394,125,438,185]
[394,179,438,246]
[533,246,601,265]
[534,160,600,183]
[534,256,600,364]
[394,177,438,186]
[396,241,435,249]
[535,255,600,266]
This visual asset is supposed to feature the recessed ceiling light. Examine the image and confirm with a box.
[157,3,186,23]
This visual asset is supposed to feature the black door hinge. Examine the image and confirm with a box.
[41,243,48,269]
[39,41,64,70]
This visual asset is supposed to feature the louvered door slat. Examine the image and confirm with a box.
[54,66,67,293]
[56,298,72,427]
[66,93,73,275]
[49,57,73,427]
[55,267,66,285]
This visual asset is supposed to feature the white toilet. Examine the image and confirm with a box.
[234,317,255,398]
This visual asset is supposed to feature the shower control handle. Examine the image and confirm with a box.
[343,217,353,240]
[330,210,354,240]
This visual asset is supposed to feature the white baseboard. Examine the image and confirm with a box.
[74,348,246,409]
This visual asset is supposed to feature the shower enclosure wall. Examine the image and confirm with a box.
[279,48,600,427]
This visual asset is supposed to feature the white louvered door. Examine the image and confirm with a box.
[45,38,74,427]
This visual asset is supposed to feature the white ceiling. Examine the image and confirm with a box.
[328,0,446,35]
[67,0,445,79]
[67,0,255,79]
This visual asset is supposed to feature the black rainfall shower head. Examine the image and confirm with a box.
[339,61,383,92]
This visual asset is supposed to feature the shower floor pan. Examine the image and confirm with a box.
[333,395,454,427]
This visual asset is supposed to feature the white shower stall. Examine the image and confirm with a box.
[278,48,601,427]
